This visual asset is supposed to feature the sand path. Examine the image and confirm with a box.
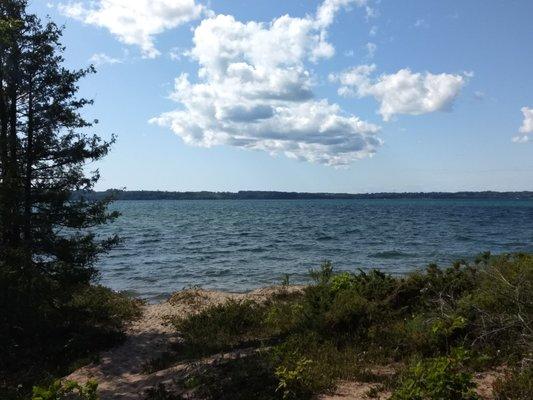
[66,288,298,399]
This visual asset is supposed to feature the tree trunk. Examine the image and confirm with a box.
[23,78,33,256]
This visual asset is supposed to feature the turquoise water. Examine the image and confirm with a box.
[95,199,533,302]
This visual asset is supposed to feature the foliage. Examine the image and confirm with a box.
[163,254,533,399]
[172,299,269,356]
[391,349,478,400]
[32,380,98,400]
[275,356,315,399]
[183,354,279,400]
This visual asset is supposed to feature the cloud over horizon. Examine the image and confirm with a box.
[512,106,533,143]
[330,64,467,121]
[151,1,383,166]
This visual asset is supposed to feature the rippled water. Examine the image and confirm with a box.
[95,199,533,302]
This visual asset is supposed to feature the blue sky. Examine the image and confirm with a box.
[31,0,533,192]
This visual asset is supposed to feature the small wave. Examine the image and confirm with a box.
[139,238,161,244]
[455,235,473,242]
[369,250,411,259]
[342,228,361,234]
[248,247,267,253]
[317,234,336,241]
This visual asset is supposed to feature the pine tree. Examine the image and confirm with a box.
[0,0,119,368]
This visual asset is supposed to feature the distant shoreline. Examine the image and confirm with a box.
[76,190,533,201]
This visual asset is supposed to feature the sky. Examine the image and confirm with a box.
[30,0,533,193]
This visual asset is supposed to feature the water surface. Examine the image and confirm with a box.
[95,199,533,302]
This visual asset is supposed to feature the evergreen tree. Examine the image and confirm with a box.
[0,0,119,373]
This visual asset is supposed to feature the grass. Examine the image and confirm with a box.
[146,252,533,400]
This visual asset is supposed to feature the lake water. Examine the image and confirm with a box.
[95,199,533,302]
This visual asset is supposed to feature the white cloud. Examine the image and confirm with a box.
[151,1,382,166]
[168,47,184,61]
[89,52,122,66]
[413,18,429,29]
[58,0,205,58]
[315,0,368,28]
[519,107,533,133]
[473,90,485,100]
[512,106,533,143]
[331,64,467,121]
[512,135,530,143]
[366,42,377,59]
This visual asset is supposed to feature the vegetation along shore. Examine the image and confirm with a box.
[15,253,533,400]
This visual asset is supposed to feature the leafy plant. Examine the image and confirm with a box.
[172,299,269,356]
[32,380,98,400]
[275,356,315,399]
[391,350,478,400]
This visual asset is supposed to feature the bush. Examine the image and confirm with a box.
[32,380,98,400]
[275,356,315,399]
[391,350,478,400]
[463,253,533,357]
[182,354,279,400]
[162,254,533,400]
[66,285,142,334]
[1,284,141,398]
[172,299,269,356]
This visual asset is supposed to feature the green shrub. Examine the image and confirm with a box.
[32,380,98,400]
[271,333,366,399]
[265,301,303,335]
[309,261,334,285]
[275,356,315,399]
[391,350,478,400]
[184,354,279,400]
[324,289,370,337]
[172,299,268,356]
[67,285,142,333]
[463,253,533,357]
[162,254,532,400]
[329,272,357,293]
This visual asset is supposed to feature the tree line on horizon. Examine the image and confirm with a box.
[78,189,533,201]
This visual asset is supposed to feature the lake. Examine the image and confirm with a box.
[95,199,533,302]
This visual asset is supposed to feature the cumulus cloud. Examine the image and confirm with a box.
[151,1,382,166]
[330,64,467,121]
[512,106,533,143]
[89,52,122,66]
[58,0,205,58]
[315,0,368,28]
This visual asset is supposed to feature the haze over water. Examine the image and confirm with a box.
[96,199,533,302]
